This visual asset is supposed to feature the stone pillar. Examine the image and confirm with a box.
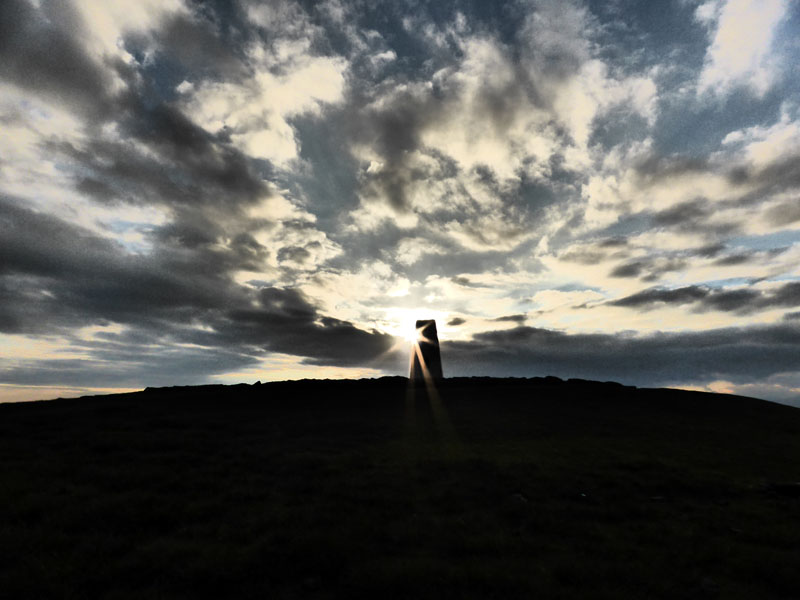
[410,319,444,383]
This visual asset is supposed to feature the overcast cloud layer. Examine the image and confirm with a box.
[1,0,799,405]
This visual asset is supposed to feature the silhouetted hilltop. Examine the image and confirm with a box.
[35,374,763,407]
[2,377,799,599]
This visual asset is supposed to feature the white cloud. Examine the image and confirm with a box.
[370,50,397,67]
[421,37,555,181]
[0,83,84,193]
[346,193,419,231]
[518,0,658,149]
[548,59,658,149]
[180,28,346,166]
[441,213,530,253]
[531,289,606,312]
[721,103,800,166]
[73,0,186,60]
[391,237,448,266]
[697,0,788,97]
[175,80,194,94]
[242,191,342,276]
[424,271,543,319]
[299,261,413,324]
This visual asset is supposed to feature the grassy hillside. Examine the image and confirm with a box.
[2,377,799,599]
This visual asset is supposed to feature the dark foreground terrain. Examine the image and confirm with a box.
[2,377,799,599]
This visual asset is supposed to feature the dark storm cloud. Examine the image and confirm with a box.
[558,248,608,265]
[0,0,117,117]
[151,216,223,250]
[0,196,121,280]
[597,239,784,284]
[770,281,800,307]
[447,317,466,326]
[50,98,269,212]
[651,199,710,227]
[153,11,248,77]
[444,323,800,386]
[609,261,645,278]
[610,282,800,314]
[701,288,762,312]
[633,150,800,231]
[713,253,752,266]
[208,287,396,367]
[0,344,258,388]
[765,201,800,226]
[492,314,527,323]
[640,260,687,282]
[277,246,312,265]
[727,153,800,199]
[0,197,395,371]
[0,0,267,217]
[598,237,628,248]
[0,347,260,388]
[0,196,239,333]
[695,243,725,257]
[634,154,709,183]
[611,286,710,308]
[451,276,474,286]
[607,257,687,281]
[0,0,405,390]
[641,198,741,237]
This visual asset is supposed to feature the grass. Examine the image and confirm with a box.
[1,377,799,598]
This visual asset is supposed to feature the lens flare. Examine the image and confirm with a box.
[402,320,424,343]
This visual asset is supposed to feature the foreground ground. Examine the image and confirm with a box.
[1,377,799,599]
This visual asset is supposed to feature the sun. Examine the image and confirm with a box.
[385,308,450,345]
[402,320,423,343]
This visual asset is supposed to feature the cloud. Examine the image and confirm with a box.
[0,0,120,117]
[200,287,398,367]
[721,104,800,166]
[610,281,800,314]
[0,195,395,374]
[391,237,449,266]
[492,314,527,324]
[445,322,800,386]
[0,347,259,389]
[611,285,711,309]
[72,0,185,60]
[181,49,347,165]
[344,1,658,256]
[609,261,646,278]
[51,105,270,213]
[2,0,800,404]
[696,0,788,96]
[651,199,711,229]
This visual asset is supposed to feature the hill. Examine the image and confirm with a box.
[2,377,799,599]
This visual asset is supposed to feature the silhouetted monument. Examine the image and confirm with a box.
[410,319,444,383]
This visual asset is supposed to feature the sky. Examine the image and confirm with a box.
[1,0,800,406]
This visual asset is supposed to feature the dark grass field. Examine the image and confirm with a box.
[2,377,799,599]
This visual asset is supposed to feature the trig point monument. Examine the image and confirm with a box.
[410,319,444,383]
